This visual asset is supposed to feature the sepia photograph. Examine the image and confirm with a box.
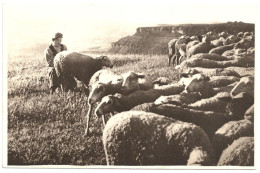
[1,0,259,170]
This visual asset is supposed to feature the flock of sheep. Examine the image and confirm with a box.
[52,30,255,166]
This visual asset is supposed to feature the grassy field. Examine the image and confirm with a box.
[7,50,180,165]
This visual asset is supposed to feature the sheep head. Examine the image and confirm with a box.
[94,94,121,117]
[230,76,254,97]
[88,81,112,105]
[97,55,113,68]
[121,72,145,94]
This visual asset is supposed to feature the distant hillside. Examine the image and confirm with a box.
[109,22,255,55]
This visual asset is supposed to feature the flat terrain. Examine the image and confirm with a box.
[7,50,179,165]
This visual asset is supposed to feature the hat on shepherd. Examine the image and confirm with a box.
[52,32,63,41]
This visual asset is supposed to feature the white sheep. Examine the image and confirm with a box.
[213,119,254,157]
[209,76,240,88]
[225,92,254,121]
[212,82,238,95]
[217,137,254,166]
[54,51,113,91]
[121,71,153,95]
[103,111,216,165]
[179,67,240,77]
[185,92,231,113]
[230,76,254,97]
[186,36,214,58]
[131,103,228,138]
[85,69,123,135]
[223,35,240,45]
[94,83,184,116]
[209,43,235,55]
[244,104,254,121]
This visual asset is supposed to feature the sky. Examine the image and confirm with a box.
[3,0,259,53]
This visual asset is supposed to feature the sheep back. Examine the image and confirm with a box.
[103,111,216,165]
[213,119,254,156]
[217,137,254,166]
[209,44,235,55]
[54,51,103,84]
[186,42,213,58]
[209,76,240,88]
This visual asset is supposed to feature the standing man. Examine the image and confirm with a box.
[45,32,67,94]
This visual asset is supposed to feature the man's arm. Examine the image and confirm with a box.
[45,48,54,67]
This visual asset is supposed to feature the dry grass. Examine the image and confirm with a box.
[7,50,179,165]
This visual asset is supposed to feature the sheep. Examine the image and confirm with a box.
[224,67,254,77]
[189,53,231,61]
[94,84,184,116]
[237,32,244,38]
[222,48,246,56]
[54,51,113,92]
[230,76,254,97]
[131,103,228,138]
[223,35,240,45]
[186,36,214,58]
[210,37,225,47]
[154,92,203,106]
[168,38,178,65]
[225,92,254,121]
[173,35,192,66]
[176,54,254,69]
[209,43,235,55]
[103,111,216,165]
[152,77,171,87]
[209,76,240,88]
[244,104,254,121]
[182,73,214,97]
[212,82,238,95]
[85,69,123,135]
[234,38,254,50]
[121,71,153,95]
[184,92,231,113]
[217,137,254,166]
[243,32,252,37]
[218,31,229,38]
[179,67,240,77]
[213,119,254,157]
[186,40,200,53]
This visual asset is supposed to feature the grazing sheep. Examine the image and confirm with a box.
[243,32,252,37]
[131,103,228,138]
[121,72,153,95]
[94,84,184,116]
[217,137,254,166]
[152,77,171,87]
[212,82,238,95]
[225,92,254,120]
[85,69,123,135]
[186,36,214,58]
[213,119,254,157]
[244,104,254,121]
[103,111,216,165]
[224,67,254,77]
[179,67,240,78]
[154,92,203,106]
[176,55,254,69]
[54,51,113,91]
[223,35,240,45]
[173,36,192,66]
[190,53,230,61]
[186,40,200,53]
[209,44,235,55]
[211,37,225,47]
[222,48,246,56]
[230,76,254,97]
[209,76,240,88]
[234,38,254,50]
[183,74,214,97]
[185,92,231,113]
[218,31,229,38]
[168,38,178,65]
[237,32,244,38]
